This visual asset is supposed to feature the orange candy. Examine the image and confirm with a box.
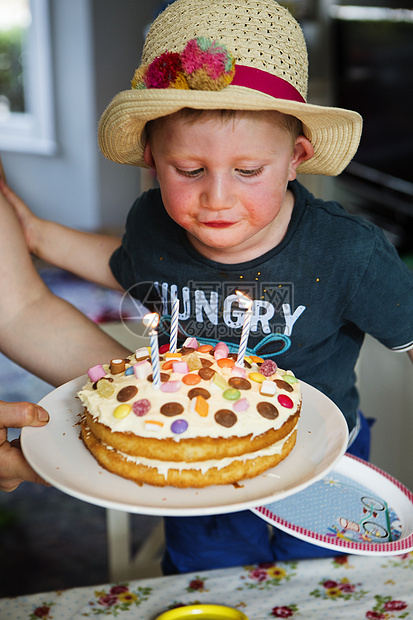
[217,357,235,368]
[162,360,174,371]
[182,373,201,385]
[197,344,214,353]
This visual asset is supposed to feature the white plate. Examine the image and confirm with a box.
[21,376,348,516]
[252,454,413,555]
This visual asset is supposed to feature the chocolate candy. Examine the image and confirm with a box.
[117,385,138,402]
[200,358,214,368]
[160,402,184,417]
[148,372,169,383]
[228,377,251,390]
[256,401,279,419]
[187,387,211,400]
[198,367,215,380]
[274,379,294,392]
[215,409,237,427]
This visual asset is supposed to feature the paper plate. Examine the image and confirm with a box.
[154,605,249,619]
[252,454,413,555]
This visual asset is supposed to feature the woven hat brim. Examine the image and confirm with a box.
[98,86,362,176]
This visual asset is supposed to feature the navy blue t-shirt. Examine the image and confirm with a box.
[110,180,413,433]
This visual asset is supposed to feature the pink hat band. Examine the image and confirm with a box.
[232,65,305,104]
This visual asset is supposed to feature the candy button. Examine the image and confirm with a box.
[187,387,211,400]
[160,380,182,393]
[117,385,138,402]
[223,388,241,400]
[179,346,196,356]
[233,397,250,412]
[256,401,279,419]
[215,409,237,427]
[228,377,251,390]
[110,358,126,375]
[159,343,170,354]
[217,358,235,369]
[182,373,201,385]
[278,394,294,409]
[198,367,215,381]
[88,364,106,382]
[113,404,131,419]
[148,372,169,383]
[197,344,214,353]
[249,372,265,384]
[274,379,294,393]
[249,355,264,364]
[132,399,151,417]
[171,419,188,434]
[282,374,298,384]
[124,366,134,376]
[160,402,184,417]
[161,360,174,371]
[259,359,278,377]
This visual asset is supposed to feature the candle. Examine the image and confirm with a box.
[235,291,253,368]
[142,313,161,389]
[169,297,180,353]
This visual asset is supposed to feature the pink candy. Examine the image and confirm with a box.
[259,359,278,377]
[231,366,247,378]
[172,360,189,374]
[133,360,152,379]
[160,380,182,392]
[233,397,250,412]
[183,337,198,349]
[87,364,106,382]
[214,342,229,360]
[132,399,151,416]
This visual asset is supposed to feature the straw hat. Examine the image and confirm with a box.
[98,0,362,176]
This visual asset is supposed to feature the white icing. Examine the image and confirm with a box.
[77,351,301,441]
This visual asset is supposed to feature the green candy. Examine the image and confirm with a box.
[223,388,241,401]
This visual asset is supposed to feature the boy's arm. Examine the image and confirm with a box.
[0,188,130,386]
[0,179,123,290]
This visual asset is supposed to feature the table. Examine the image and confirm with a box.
[1,552,412,619]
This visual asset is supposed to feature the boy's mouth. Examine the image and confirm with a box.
[201,221,235,228]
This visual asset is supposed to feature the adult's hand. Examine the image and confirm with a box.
[0,400,50,492]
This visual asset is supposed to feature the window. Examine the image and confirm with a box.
[0,0,56,154]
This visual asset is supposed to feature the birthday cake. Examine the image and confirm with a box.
[78,340,302,488]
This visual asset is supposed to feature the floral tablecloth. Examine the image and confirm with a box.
[1,552,412,619]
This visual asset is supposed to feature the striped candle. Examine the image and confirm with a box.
[235,291,253,368]
[143,313,161,389]
[169,297,180,353]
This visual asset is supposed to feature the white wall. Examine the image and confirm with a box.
[0,0,159,230]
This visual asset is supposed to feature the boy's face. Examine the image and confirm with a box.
[144,111,313,263]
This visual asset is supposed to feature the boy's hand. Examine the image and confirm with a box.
[0,401,50,492]
[0,178,41,256]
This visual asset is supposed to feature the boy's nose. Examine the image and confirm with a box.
[201,175,235,211]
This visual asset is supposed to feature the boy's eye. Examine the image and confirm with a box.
[176,168,204,177]
[236,167,264,177]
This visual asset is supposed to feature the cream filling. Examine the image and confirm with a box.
[107,429,295,475]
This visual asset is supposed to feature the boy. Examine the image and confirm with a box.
[3,0,413,569]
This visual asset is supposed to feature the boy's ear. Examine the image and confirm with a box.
[289,135,314,180]
[143,140,156,170]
